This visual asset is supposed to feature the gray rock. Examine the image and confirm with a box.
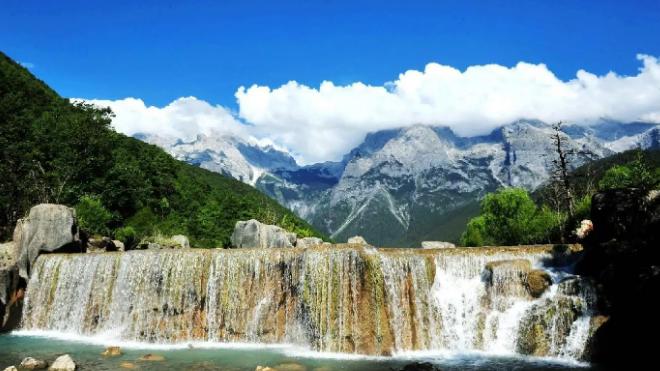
[147,242,162,250]
[49,354,75,371]
[170,235,190,249]
[20,357,48,369]
[295,237,323,248]
[15,204,79,279]
[1,242,22,332]
[421,241,456,249]
[347,236,368,245]
[231,220,296,248]
[3,366,18,371]
[86,237,116,253]
[112,240,125,252]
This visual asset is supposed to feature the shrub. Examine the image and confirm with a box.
[114,226,137,248]
[75,195,113,236]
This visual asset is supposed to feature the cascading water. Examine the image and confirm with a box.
[19,245,600,361]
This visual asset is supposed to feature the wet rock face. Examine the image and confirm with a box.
[516,296,583,356]
[230,219,297,248]
[14,204,80,279]
[525,269,551,298]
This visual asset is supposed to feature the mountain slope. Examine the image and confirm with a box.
[256,121,629,246]
[135,116,658,247]
[0,51,322,246]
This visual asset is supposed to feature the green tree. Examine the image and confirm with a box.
[461,188,559,246]
[75,196,113,236]
[598,151,660,190]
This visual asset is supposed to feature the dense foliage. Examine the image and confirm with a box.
[463,149,659,247]
[0,52,322,247]
[598,151,660,190]
[461,188,559,246]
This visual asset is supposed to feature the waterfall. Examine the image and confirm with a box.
[20,245,598,361]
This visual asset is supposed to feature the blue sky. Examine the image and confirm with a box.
[3,0,660,108]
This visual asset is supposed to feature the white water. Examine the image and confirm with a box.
[19,246,598,362]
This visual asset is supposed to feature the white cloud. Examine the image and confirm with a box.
[82,96,249,140]
[236,54,660,163]
[82,55,660,165]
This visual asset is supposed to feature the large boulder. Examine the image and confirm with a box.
[48,354,75,371]
[15,204,80,279]
[230,220,296,248]
[421,241,455,249]
[295,237,323,248]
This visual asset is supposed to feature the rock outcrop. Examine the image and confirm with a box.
[421,241,455,249]
[14,204,80,279]
[576,189,660,367]
[1,204,80,332]
[230,220,296,248]
[295,237,323,248]
[0,242,22,332]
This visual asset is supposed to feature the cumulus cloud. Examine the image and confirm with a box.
[236,54,660,163]
[82,55,660,164]
[82,96,248,140]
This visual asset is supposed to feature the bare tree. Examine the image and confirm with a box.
[550,121,575,219]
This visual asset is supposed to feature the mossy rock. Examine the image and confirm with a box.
[525,269,552,298]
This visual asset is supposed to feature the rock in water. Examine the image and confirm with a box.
[347,236,368,245]
[421,241,455,249]
[3,367,18,371]
[230,219,296,248]
[20,357,48,369]
[525,269,552,298]
[48,354,75,371]
[295,237,323,248]
[15,204,79,279]
[101,346,122,356]
[138,354,165,361]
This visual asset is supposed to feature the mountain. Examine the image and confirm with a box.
[135,132,298,185]
[0,51,321,246]
[136,118,659,247]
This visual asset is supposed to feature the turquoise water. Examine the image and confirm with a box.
[0,333,595,371]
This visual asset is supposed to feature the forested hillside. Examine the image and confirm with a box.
[0,52,322,247]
